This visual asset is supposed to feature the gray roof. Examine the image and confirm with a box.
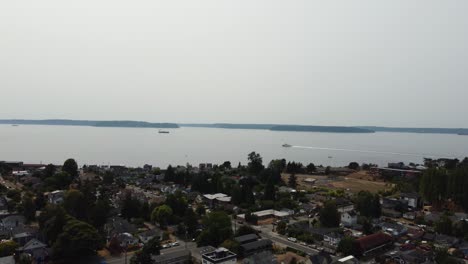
[240,239,273,252]
[235,234,259,244]
[20,238,47,251]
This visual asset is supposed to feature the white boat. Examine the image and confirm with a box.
[282,144,292,148]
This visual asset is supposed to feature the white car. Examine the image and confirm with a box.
[287,237,297,242]
[171,241,180,247]
[162,244,171,249]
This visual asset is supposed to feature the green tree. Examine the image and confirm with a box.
[43,164,56,179]
[102,171,114,185]
[63,190,87,220]
[121,192,142,220]
[268,159,286,173]
[63,158,79,179]
[0,240,19,257]
[325,166,331,175]
[34,192,46,210]
[196,205,206,216]
[264,177,276,200]
[435,215,453,235]
[90,198,111,230]
[151,205,173,228]
[288,174,297,189]
[184,208,199,236]
[306,163,316,173]
[235,225,257,237]
[247,152,264,175]
[348,162,360,170]
[355,191,381,218]
[337,236,358,256]
[21,194,36,223]
[221,239,240,254]
[319,201,340,228]
[52,218,102,262]
[164,165,175,182]
[276,221,287,235]
[197,211,232,247]
[130,237,161,264]
[38,205,68,245]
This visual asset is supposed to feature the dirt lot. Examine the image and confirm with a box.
[282,171,393,194]
[276,252,308,264]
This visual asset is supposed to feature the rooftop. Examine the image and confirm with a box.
[202,247,237,262]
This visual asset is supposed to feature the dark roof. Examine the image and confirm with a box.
[235,234,259,244]
[356,233,393,251]
[240,239,273,252]
[400,193,420,199]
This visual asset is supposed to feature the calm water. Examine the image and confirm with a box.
[1,125,468,168]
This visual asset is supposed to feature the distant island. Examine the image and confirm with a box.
[2,119,468,135]
[0,119,179,128]
[357,126,468,135]
[179,123,373,133]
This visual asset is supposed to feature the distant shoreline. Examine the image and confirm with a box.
[1,119,468,135]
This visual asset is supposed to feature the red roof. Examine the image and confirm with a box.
[356,232,393,251]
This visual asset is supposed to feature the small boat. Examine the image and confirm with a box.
[282,144,292,148]
[11,125,19,127]
[158,130,170,134]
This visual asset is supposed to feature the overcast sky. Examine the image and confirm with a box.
[1,1,467,127]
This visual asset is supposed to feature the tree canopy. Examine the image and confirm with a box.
[197,211,232,247]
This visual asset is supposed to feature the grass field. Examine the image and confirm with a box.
[282,171,393,194]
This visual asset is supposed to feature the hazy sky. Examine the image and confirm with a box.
[1,1,467,127]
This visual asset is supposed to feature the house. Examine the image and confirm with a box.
[45,190,65,204]
[115,232,139,248]
[105,217,137,241]
[234,233,273,257]
[13,232,36,246]
[0,197,8,211]
[355,233,393,256]
[335,198,354,213]
[152,249,191,264]
[278,186,296,194]
[0,215,25,229]
[379,222,407,237]
[434,234,459,249]
[202,247,237,264]
[400,193,422,209]
[341,211,358,227]
[237,209,291,223]
[309,252,333,264]
[17,238,49,263]
[323,232,343,247]
[203,193,231,209]
[239,239,273,257]
[235,234,259,245]
[192,246,216,264]
[138,229,162,244]
[381,208,402,218]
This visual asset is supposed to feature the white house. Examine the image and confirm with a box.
[341,211,358,227]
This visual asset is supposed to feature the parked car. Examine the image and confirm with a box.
[288,237,297,242]
[162,244,171,249]
[171,241,179,247]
